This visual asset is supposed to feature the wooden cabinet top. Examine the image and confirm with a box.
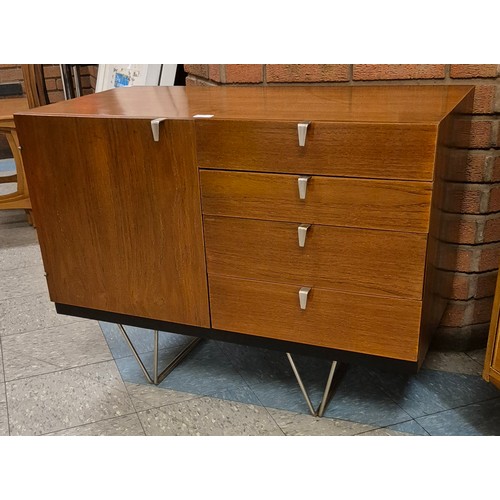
[15,85,473,123]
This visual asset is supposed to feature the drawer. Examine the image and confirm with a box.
[195,120,437,181]
[204,216,427,299]
[209,275,421,361]
[200,170,432,233]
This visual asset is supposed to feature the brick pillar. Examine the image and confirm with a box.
[184,64,500,350]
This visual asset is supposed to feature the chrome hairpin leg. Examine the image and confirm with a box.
[286,353,338,417]
[117,324,201,385]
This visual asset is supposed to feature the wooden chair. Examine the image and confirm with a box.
[0,65,49,225]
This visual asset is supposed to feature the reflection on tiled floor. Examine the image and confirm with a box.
[1,207,500,436]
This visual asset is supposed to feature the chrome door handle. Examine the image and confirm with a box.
[299,287,311,310]
[297,121,311,147]
[298,176,311,200]
[298,224,311,248]
[151,117,168,142]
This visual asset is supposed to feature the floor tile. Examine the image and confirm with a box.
[416,397,500,436]
[6,360,135,435]
[0,292,85,337]
[0,209,29,227]
[218,342,294,385]
[386,419,429,436]
[0,402,8,436]
[266,407,376,436]
[422,350,483,375]
[45,414,145,436]
[0,342,4,383]
[100,322,192,359]
[138,397,284,436]
[368,367,500,419]
[0,220,36,243]
[0,226,41,271]
[355,428,413,436]
[251,363,412,427]
[115,340,261,405]
[0,265,48,301]
[1,321,112,381]
[125,382,201,412]
[466,348,487,366]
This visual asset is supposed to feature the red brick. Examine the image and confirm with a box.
[450,64,498,78]
[353,64,445,80]
[225,65,263,83]
[476,271,498,298]
[440,214,478,244]
[469,120,493,148]
[266,64,349,83]
[484,217,500,242]
[478,243,500,271]
[0,68,23,83]
[492,156,500,182]
[45,79,57,91]
[48,90,64,103]
[445,151,489,183]
[449,274,474,300]
[208,65,222,83]
[438,244,474,272]
[488,186,500,212]
[441,301,470,327]
[472,296,494,324]
[184,65,209,79]
[443,185,482,214]
[472,85,496,114]
[42,65,61,78]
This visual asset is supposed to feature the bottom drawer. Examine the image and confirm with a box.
[209,275,421,361]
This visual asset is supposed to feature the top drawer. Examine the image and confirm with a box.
[195,120,438,181]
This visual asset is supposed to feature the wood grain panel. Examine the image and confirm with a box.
[209,275,421,361]
[196,120,438,180]
[200,170,432,233]
[204,216,427,299]
[14,85,474,123]
[14,115,210,327]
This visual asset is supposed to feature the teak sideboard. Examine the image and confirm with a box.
[14,85,474,372]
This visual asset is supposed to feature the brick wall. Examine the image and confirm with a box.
[185,64,500,350]
[0,64,98,104]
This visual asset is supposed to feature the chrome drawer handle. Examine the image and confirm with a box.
[299,287,311,310]
[298,224,311,248]
[297,121,311,147]
[298,176,311,200]
[151,117,168,142]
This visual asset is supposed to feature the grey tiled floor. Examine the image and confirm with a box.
[1,205,499,436]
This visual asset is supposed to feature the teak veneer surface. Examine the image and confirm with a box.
[209,275,421,361]
[14,116,210,327]
[200,170,432,233]
[15,85,473,123]
[204,216,427,299]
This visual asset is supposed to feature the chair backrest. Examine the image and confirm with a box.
[21,65,50,109]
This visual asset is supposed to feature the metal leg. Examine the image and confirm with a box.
[286,353,338,417]
[117,324,201,385]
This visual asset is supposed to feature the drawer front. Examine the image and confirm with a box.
[200,170,432,233]
[204,216,427,299]
[196,120,437,181]
[209,275,421,361]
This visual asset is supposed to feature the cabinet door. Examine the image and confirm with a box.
[15,116,210,327]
